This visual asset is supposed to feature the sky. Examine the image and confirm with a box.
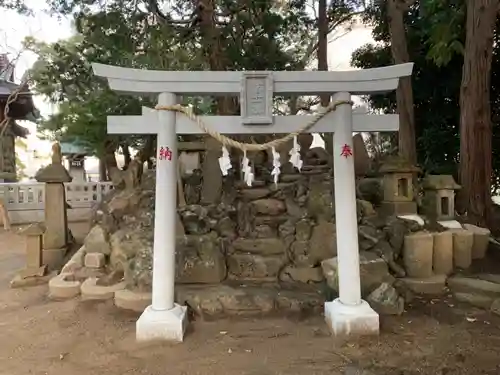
[0,2,375,179]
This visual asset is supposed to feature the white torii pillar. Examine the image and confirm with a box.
[93,63,414,342]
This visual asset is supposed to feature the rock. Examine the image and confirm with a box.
[384,217,411,256]
[400,275,447,295]
[176,232,227,284]
[309,221,337,263]
[491,299,500,316]
[216,217,236,238]
[447,276,500,297]
[279,265,324,283]
[180,206,211,235]
[253,225,277,238]
[290,240,315,267]
[251,199,286,215]
[295,219,312,241]
[476,273,500,284]
[357,199,376,217]
[61,245,86,274]
[231,238,286,255]
[450,229,473,269]
[84,253,105,269]
[433,231,453,275]
[403,232,433,278]
[307,176,333,221]
[227,254,284,280]
[367,282,404,315]
[356,178,383,205]
[321,252,394,296]
[455,293,494,309]
[463,224,491,260]
[110,228,152,272]
[84,225,111,255]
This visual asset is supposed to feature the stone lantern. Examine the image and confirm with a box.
[421,175,460,221]
[379,157,420,216]
[35,142,72,270]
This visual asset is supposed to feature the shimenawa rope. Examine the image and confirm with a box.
[155,99,353,151]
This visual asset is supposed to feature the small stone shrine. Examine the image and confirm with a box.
[379,156,420,216]
[421,175,460,221]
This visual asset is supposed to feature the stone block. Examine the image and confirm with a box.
[279,265,324,283]
[176,233,227,284]
[84,253,105,269]
[400,275,447,295]
[114,289,152,312]
[450,229,473,269]
[48,273,81,299]
[309,221,337,262]
[447,276,500,297]
[380,201,417,216]
[463,224,490,260]
[454,293,494,309]
[227,254,284,280]
[81,277,126,300]
[251,198,286,215]
[432,231,453,275]
[231,238,285,255]
[403,232,434,278]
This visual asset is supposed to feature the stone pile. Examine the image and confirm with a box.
[47,153,495,319]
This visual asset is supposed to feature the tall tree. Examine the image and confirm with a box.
[457,0,499,225]
[386,0,417,164]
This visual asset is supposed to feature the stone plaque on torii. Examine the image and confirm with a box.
[93,62,414,342]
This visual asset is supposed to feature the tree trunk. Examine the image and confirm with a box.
[318,0,330,108]
[387,0,417,165]
[198,0,229,204]
[98,157,107,181]
[457,0,498,227]
[121,143,132,169]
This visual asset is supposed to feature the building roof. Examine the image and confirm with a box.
[0,53,40,126]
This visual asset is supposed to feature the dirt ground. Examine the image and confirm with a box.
[1,225,500,375]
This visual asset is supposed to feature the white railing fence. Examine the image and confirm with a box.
[0,182,114,224]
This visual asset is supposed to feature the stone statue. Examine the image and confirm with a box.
[51,142,63,165]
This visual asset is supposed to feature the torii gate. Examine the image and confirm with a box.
[93,63,413,342]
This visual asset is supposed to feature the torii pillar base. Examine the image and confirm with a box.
[136,304,188,343]
[324,299,379,337]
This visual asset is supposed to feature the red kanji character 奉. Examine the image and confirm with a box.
[340,143,353,158]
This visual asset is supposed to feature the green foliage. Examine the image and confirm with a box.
[352,1,500,193]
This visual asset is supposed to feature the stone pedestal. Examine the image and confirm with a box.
[324,299,379,337]
[18,223,47,278]
[136,304,188,342]
[35,143,72,270]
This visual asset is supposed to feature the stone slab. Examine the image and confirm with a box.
[136,304,188,342]
[400,275,447,295]
[114,289,152,312]
[324,299,379,337]
[10,270,57,289]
